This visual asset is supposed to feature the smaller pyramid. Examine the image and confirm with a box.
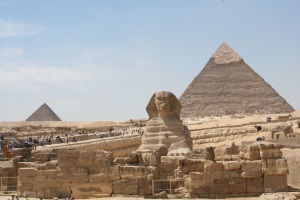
[26,103,61,121]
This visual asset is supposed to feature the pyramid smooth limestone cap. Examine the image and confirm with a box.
[212,43,242,64]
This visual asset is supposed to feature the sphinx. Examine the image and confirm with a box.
[138,91,192,157]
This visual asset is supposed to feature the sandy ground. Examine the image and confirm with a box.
[0,195,260,200]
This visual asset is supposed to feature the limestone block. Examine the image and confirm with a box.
[210,179,227,194]
[18,184,34,194]
[192,147,214,160]
[178,158,205,171]
[214,144,227,161]
[147,166,160,179]
[13,156,23,166]
[34,153,51,162]
[120,166,147,179]
[69,166,88,176]
[226,178,246,194]
[58,149,79,167]
[36,170,58,181]
[203,171,223,180]
[18,168,37,184]
[246,177,263,193]
[258,142,283,159]
[214,143,240,161]
[113,157,127,165]
[264,175,287,192]
[56,182,71,198]
[262,159,288,175]
[94,151,113,166]
[138,151,161,166]
[113,179,138,195]
[77,151,95,166]
[71,182,112,198]
[57,167,88,183]
[36,189,58,199]
[222,171,240,179]
[161,156,185,167]
[138,178,152,196]
[160,161,174,172]
[204,161,223,172]
[189,172,203,180]
[222,161,241,170]
[45,160,58,170]
[189,179,209,189]
[126,153,138,164]
[89,166,120,182]
[241,160,263,178]
[33,179,57,190]
[240,145,260,160]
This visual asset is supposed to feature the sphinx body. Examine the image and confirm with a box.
[138,91,192,157]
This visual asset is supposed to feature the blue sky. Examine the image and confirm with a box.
[0,0,299,121]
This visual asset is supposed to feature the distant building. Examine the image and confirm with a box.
[179,43,294,118]
[26,103,62,121]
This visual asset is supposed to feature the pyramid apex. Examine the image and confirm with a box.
[212,43,242,64]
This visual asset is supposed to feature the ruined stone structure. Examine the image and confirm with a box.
[138,91,192,157]
[15,141,289,199]
[179,43,294,118]
[26,103,61,121]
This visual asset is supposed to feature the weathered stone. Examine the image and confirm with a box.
[147,166,160,179]
[222,161,240,170]
[113,157,127,165]
[192,147,214,160]
[18,168,37,184]
[226,178,246,194]
[138,91,192,157]
[179,42,295,118]
[71,182,112,198]
[264,175,287,192]
[94,151,113,166]
[45,160,58,170]
[138,151,161,166]
[138,178,152,196]
[126,153,138,163]
[113,179,138,195]
[246,177,263,193]
[58,149,79,167]
[120,166,147,179]
[89,166,120,182]
[77,151,95,166]
[204,161,223,172]
[222,171,240,179]
[258,142,283,159]
[241,160,263,178]
[179,158,205,171]
[240,144,260,160]
[262,159,288,175]
[57,167,88,183]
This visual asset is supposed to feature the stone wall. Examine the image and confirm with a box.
[191,122,293,145]
[17,141,289,199]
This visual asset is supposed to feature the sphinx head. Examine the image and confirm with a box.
[146,91,181,119]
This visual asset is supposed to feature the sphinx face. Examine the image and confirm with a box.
[154,92,172,112]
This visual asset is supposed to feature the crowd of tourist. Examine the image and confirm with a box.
[0,126,144,153]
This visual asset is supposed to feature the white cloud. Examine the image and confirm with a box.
[0,19,47,37]
[0,47,25,57]
[0,66,94,83]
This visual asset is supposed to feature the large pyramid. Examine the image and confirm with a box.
[179,43,294,118]
[26,103,61,121]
